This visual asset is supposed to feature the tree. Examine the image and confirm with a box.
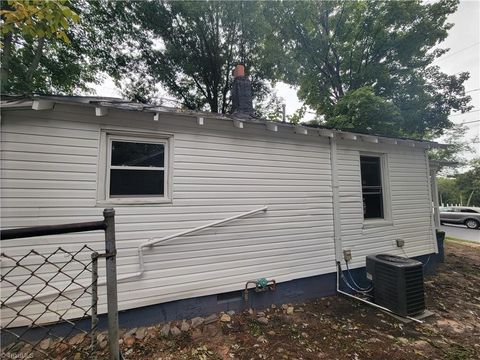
[0,0,88,94]
[429,124,475,169]
[266,0,472,138]
[455,158,480,206]
[437,177,460,205]
[108,0,273,113]
[437,158,480,207]
[326,86,402,135]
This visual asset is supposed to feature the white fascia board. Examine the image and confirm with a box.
[32,100,54,110]
[340,132,357,141]
[396,139,415,147]
[415,142,431,149]
[295,126,308,135]
[233,120,244,129]
[360,135,379,143]
[95,107,108,117]
[265,122,278,132]
[379,137,398,145]
[319,129,334,138]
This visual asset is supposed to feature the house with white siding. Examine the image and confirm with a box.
[0,66,444,329]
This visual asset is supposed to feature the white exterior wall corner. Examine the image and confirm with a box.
[1,104,337,326]
[335,139,437,268]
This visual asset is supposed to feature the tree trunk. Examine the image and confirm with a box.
[25,37,45,89]
[466,190,474,206]
[1,32,13,93]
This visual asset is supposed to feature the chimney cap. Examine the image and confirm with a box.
[233,64,245,78]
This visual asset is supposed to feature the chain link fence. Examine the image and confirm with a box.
[0,209,119,360]
[1,246,99,359]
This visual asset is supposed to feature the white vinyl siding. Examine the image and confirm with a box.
[336,139,435,268]
[0,103,436,327]
[1,104,335,326]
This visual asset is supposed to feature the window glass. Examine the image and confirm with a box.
[460,209,478,213]
[361,156,382,187]
[360,155,384,219]
[111,141,164,167]
[110,169,164,197]
[108,139,166,198]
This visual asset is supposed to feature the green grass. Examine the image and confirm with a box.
[247,319,264,337]
[445,237,479,245]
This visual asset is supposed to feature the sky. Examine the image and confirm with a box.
[431,0,479,161]
[94,0,480,161]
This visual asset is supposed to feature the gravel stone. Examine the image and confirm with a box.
[220,313,231,322]
[135,327,147,340]
[160,323,170,337]
[204,314,218,324]
[181,320,190,332]
[39,338,51,350]
[170,326,181,336]
[191,317,204,328]
[125,327,137,337]
[124,336,135,347]
[68,333,85,346]
[257,317,269,325]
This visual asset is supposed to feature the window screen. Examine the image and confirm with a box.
[109,140,165,197]
[360,155,384,219]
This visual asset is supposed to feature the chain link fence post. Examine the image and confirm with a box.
[91,252,99,359]
[103,208,120,360]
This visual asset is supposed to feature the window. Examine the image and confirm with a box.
[460,209,478,213]
[102,134,170,202]
[360,155,384,219]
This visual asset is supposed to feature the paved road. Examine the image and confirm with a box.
[440,224,480,243]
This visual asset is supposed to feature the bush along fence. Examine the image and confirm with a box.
[0,209,120,360]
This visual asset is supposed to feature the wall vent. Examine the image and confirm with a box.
[217,290,242,304]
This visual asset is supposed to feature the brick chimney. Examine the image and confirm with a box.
[231,64,254,117]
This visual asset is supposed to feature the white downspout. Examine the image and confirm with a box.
[329,136,342,262]
[430,165,441,229]
[425,153,439,253]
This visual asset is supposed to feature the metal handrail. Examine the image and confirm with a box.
[3,206,268,306]
[144,205,268,248]
[136,206,268,277]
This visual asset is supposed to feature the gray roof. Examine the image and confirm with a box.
[1,95,447,149]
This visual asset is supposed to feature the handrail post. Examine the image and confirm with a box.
[104,208,119,360]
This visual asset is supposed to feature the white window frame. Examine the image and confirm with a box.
[360,152,392,228]
[97,130,173,205]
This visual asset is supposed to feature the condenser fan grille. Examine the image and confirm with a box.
[366,254,425,317]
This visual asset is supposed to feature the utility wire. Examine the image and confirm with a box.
[450,109,479,117]
[458,119,480,125]
[465,88,480,94]
[432,42,480,63]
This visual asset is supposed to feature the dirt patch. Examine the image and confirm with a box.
[114,241,480,360]
[16,241,478,360]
